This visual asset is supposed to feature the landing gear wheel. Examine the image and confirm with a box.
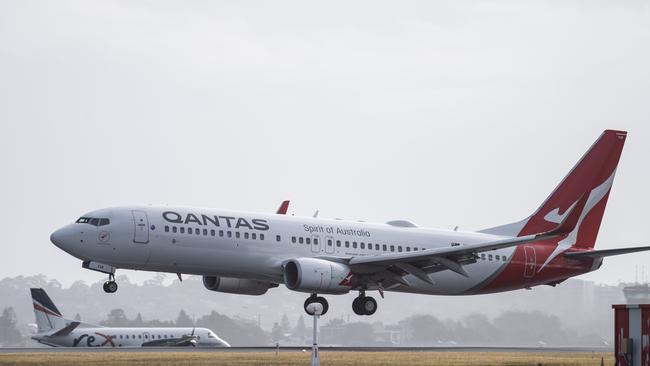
[352,297,364,315]
[304,295,329,316]
[103,281,118,293]
[352,295,377,315]
[361,296,377,315]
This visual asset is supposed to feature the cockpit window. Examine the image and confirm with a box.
[76,217,110,226]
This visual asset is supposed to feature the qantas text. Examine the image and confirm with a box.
[162,211,269,231]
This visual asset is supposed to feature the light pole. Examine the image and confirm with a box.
[305,303,323,366]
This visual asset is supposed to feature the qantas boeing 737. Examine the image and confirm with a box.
[50,130,650,316]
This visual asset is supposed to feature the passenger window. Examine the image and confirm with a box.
[314,238,318,244]
[165,226,169,233]
[138,335,141,339]
[260,234,264,240]
[375,244,380,250]
[398,246,403,252]
[488,254,493,261]
[172,227,177,233]
[414,247,418,251]
[203,229,207,236]
[252,233,256,240]
[406,247,411,252]
[196,229,200,235]
[503,256,507,262]
[495,255,500,260]
[235,232,240,239]
[345,241,350,248]
[299,237,304,244]
[306,238,311,245]
[481,253,486,260]
[390,245,395,252]
[119,335,123,339]
[188,228,193,234]
[180,227,185,234]
[125,335,129,339]
[360,243,365,249]
[327,239,332,246]
[352,242,357,249]
[292,237,296,243]
[219,230,224,237]
[99,218,110,226]
[382,244,387,251]
[227,231,232,238]
[336,240,341,247]
[210,229,215,236]
[276,235,281,242]
[244,232,249,239]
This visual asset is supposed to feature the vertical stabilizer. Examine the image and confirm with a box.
[31,288,67,333]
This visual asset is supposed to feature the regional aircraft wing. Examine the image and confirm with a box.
[564,246,650,260]
[142,337,197,347]
[47,322,80,337]
[346,193,588,285]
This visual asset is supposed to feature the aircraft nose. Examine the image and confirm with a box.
[50,225,75,251]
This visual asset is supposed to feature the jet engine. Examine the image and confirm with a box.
[202,276,277,296]
[283,258,353,294]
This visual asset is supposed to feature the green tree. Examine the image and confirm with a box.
[280,314,291,334]
[176,309,194,327]
[0,307,22,346]
[102,309,129,327]
[294,315,306,338]
[271,322,283,342]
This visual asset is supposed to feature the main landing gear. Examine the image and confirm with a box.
[304,294,329,316]
[103,274,118,293]
[352,291,377,316]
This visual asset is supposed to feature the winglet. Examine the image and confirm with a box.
[276,200,290,215]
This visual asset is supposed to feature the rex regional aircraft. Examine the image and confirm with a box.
[50,130,650,316]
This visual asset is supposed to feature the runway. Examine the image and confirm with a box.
[0,346,612,354]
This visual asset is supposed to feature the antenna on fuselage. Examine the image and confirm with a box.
[313,210,319,218]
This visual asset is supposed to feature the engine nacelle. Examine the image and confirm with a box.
[283,258,353,294]
[202,276,276,296]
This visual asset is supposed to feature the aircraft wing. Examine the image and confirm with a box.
[346,194,588,285]
[564,246,650,260]
[47,322,80,337]
[142,337,197,347]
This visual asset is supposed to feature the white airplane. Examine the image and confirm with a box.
[50,130,650,316]
[30,288,230,347]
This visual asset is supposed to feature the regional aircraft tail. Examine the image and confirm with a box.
[481,129,627,251]
[31,288,71,333]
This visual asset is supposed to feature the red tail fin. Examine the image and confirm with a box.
[482,130,627,250]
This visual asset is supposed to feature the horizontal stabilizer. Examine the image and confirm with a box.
[564,246,650,260]
[48,322,80,337]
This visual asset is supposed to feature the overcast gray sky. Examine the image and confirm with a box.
[0,0,648,286]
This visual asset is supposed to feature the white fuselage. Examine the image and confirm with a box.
[51,206,537,296]
[33,326,228,347]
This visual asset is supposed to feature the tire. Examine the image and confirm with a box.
[106,281,118,293]
[352,297,364,315]
[362,296,377,315]
[103,282,110,293]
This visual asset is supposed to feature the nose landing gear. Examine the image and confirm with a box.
[352,291,377,316]
[103,274,118,293]
[304,294,329,316]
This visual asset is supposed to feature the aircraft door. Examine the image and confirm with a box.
[132,210,149,244]
[325,235,335,254]
[523,246,536,278]
[311,235,321,253]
